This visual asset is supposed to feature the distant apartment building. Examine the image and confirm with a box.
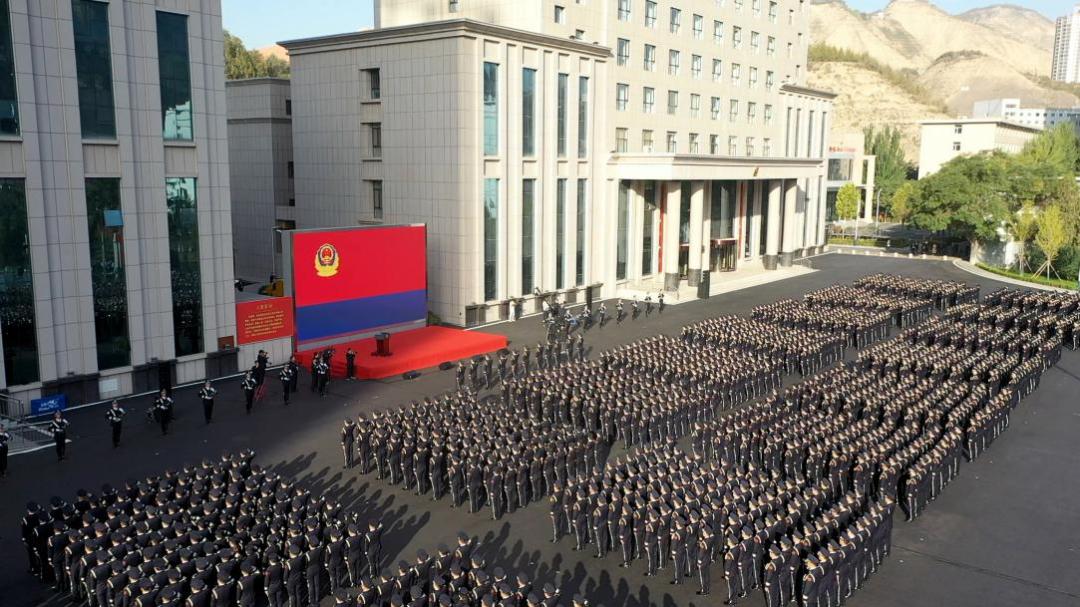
[918,119,1039,179]
[227,78,295,283]
[0,0,238,408]
[972,98,1080,133]
[825,132,875,222]
[1052,4,1080,83]
[280,0,834,326]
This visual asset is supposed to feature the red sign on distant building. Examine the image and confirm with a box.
[237,297,295,345]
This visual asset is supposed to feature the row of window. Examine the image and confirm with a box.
[484,62,590,159]
[615,0,794,29]
[617,84,776,125]
[615,128,773,157]
[483,178,589,301]
[0,1,194,140]
[619,38,789,77]
[0,176,202,386]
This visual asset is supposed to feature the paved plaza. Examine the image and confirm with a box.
[2,253,1079,607]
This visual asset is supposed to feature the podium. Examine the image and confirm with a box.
[374,332,392,357]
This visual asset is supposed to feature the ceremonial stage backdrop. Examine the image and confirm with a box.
[289,225,428,345]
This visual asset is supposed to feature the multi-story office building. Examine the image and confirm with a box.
[0,0,237,408]
[918,119,1039,178]
[227,78,295,283]
[972,98,1080,134]
[1053,4,1080,83]
[825,132,875,222]
[281,0,833,326]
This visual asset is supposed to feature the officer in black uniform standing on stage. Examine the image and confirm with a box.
[345,348,357,381]
[106,400,126,448]
[199,381,217,424]
[279,365,293,406]
[49,411,69,461]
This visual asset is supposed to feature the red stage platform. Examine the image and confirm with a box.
[294,326,508,380]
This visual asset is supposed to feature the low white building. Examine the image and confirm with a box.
[918,119,1039,179]
[0,0,240,410]
[972,98,1080,134]
[825,132,875,222]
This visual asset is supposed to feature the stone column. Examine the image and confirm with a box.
[763,180,782,270]
[662,181,682,291]
[700,182,713,276]
[687,180,706,287]
[780,179,798,267]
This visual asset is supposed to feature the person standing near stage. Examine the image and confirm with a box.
[199,381,217,424]
[0,423,11,478]
[341,419,356,469]
[105,400,126,448]
[345,348,357,381]
[286,355,300,393]
[241,371,257,414]
[255,350,269,385]
[49,411,69,461]
[317,357,330,397]
[310,354,320,392]
[280,365,293,406]
[154,389,173,435]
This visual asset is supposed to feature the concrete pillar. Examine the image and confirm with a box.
[749,181,763,260]
[804,178,818,255]
[701,182,713,276]
[662,181,682,291]
[780,179,798,267]
[763,180,782,270]
[687,180,705,287]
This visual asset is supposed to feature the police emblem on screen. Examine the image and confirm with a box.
[314,243,340,277]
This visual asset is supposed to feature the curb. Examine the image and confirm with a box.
[950,260,1077,294]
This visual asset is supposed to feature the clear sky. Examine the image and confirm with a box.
[222,0,1071,49]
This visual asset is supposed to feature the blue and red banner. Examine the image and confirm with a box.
[292,225,427,343]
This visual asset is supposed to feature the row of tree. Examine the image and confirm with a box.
[876,124,1080,280]
[225,31,289,80]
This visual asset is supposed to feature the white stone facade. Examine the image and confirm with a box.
[281,0,832,326]
[0,0,236,408]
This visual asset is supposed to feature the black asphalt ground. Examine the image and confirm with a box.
[3,253,1079,607]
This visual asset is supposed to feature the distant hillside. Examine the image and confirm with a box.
[258,45,289,63]
[809,0,1074,163]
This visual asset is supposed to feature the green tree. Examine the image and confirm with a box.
[1009,201,1039,273]
[864,125,912,212]
[910,152,1012,243]
[889,181,916,225]
[225,31,290,80]
[1034,204,1071,278]
[835,183,861,222]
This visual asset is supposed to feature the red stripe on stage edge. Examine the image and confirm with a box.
[292,226,427,307]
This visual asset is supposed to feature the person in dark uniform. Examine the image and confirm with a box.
[341,419,356,469]
[345,348,357,381]
[287,355,300,393]
[49,412,69,461]
[185,577,210,607]
[105,401,126,448]
[344,525,365,588]
[237,562,260,607]
[280,365,293,406]
[657,292,665,313]
[254,350,270,386]
[241,372,257,414]
[326,527,347,594]
[199,381,217,424]
[304,533,326,607]
[1,422,12,478]
[317,358,330,397]
[284,544,305,607]
[153,389,173,435]
[364,520,383,579]
[211,572,236,607]
[310,354,321,392]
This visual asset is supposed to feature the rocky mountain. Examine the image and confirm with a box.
[808,0,1076,162]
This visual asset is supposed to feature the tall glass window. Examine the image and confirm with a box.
[156,11,193,141]
[522,68,536,156]
[556,179,566,288]
[86,179,130,369]
[0,0,19,135]
[617,181,629,280]
[557,73,568,157]
[521,179,535,294]
[576,179,587,286]
[72,0,116,139]
[577,76,588,158]
[483,62,498,156]
[759,181,769,257]
[0,179,37,385]
[711,181,737,239]
[166,178,203,356]
[483,178,499,301]
[642,182,655,275]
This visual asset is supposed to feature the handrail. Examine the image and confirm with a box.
[0,392,25,419]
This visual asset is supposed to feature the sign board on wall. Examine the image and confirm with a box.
[236,297,295,345]
[31,394,68,416]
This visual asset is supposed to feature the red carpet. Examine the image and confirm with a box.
[294,326,508,380]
